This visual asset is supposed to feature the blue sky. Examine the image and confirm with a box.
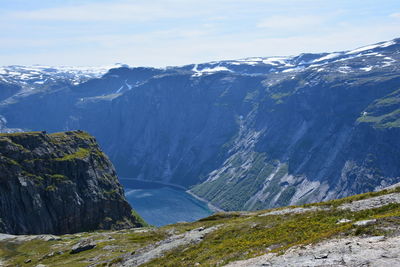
[1,0,400,67]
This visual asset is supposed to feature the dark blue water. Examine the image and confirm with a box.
[123,180,213,227]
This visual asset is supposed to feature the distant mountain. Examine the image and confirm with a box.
[0,38,399,211]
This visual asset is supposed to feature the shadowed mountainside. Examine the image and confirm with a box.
[0,38,399,211]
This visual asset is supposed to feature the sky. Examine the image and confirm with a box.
[1,0,400,67]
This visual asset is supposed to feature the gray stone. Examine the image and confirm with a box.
[259,206,329,217]
[70,239,96,254]
[224,234,400,267]
[37,235,61,241]
[353,219,377,226]
[121,225,220,266]
[336,218,352,224]
[313,252,329,259]
[339,193,400,212]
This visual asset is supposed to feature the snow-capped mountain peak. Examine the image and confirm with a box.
[181,38,399,77]
[0,63,125,86]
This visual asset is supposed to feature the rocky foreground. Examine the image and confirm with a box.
[1,184,400,266]
[0,131,145,235]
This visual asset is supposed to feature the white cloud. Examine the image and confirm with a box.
[0,0,399,66]
[257,15,325,30]
[3,0,244,23]
[7,2,182,22]
[390,13,400,19]
[2,21,399,68]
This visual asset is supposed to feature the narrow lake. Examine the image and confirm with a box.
[122,179,213,227]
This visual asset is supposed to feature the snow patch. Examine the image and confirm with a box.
[262,57,289,66]
[116,86,124,93]
[282,68,296,73]
[364,52,384,57]
[381,57,396,67]
[231,58,263,66]
[382,61,393,67]
[282,66,304,73]
[125,80,132,90]
[192,66,232,77]
[360,66,373,72]
[338,66,352,73]
[347,40,396,55]
[20,74,32,80]
[313,53,341,63]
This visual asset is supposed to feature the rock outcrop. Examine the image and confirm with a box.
[225,235,400,267]
[0,130,145,235]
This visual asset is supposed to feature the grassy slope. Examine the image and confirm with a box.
[357,88,400,128]
[1,186,400,266]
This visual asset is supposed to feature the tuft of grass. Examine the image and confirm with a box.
[5,158,21,166]
[45,185,57,191]
[357,88,400,128]
[0,131,42,137]
[50,130,91,138]
[131,209,150,227]
[55,148,90,161]
[50,174,68,181]
[0,227,167,267]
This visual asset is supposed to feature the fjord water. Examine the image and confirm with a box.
[122,180,213,226]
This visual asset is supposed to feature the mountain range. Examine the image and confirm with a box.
[0,38,399,211]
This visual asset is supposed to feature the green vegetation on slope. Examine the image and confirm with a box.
[358,88,400,128]
[0,131,43,137]
[55,147,90,161]
[191,154,293,211]
[147,193,400,266]
[191,153,277,211]
[0,229,168,267]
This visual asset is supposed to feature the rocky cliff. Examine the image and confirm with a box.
[0,130,145,235]
[0,38,400,211]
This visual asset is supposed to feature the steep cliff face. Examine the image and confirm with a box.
[0,131,145,235]
[0,38,399,211]
[191,70,400,210]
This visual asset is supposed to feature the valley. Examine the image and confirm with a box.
[122,180,213,226]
